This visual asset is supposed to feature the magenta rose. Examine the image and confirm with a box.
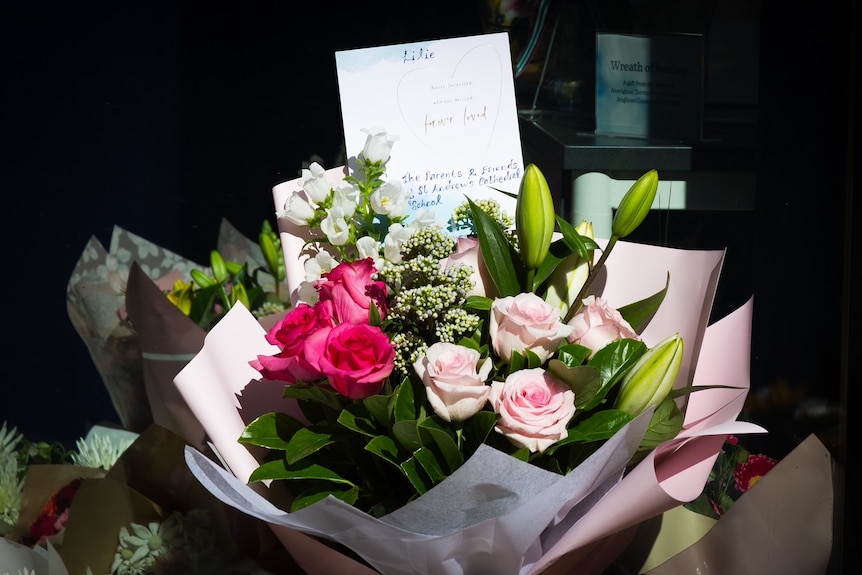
[489,292,574,364]
[316,322,395,399]
[567,295,640,356]
[413,342,493,422]
[490,368,576,453]
[251,301,334,383]
[316,258,388,325]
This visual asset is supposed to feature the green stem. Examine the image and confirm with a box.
[563,235,619,324]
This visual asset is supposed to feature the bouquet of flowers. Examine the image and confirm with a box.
[176,128,765,575]
[67,219,290,448]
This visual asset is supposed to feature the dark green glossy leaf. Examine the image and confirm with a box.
[533,238,572,290]
[418,418,463,472]
[638,398,684,452]
[555,343,592,367]
[248,459,355,485]
[392,419,422,453]
[337,403,379,438]
[581,339,647,410]
[291,485,359,512]
[401,456,431,495]
[413,446,447,483]
[365,434,403,467]
[393,380,417,422]
[284,427,334,464]
[461,410,498,451]
[282,384,344,411]
[239,412,304,450]
[617,273,669,334]
[469,197,523,296]
[547,361,602,409]
[363,392,394,429]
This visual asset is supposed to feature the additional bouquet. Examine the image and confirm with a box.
[1,422,282,575]
[176,128,764,575]
[67,219,290,448]
[616,432,833,575]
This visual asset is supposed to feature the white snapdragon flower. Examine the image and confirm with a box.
[360,126,399,164]
[279,190,316,225]
[383,223,413,263]
[371,180,409,218]
[300,162,332,203]
[321,206,351,246]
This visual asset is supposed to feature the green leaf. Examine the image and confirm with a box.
[581,339,647,410]
[465,295,493,311]
[284,427,334,464]
[468,197,523,296]
[418,418,464,472]
[393,379,418,422]
[363,392,394,430]
[412,446,447,483]
[365,434,403,467]
[555,343,592,367]
[282,384,344,412]
[556,215,600,258]
[637,397,684,452]
[400,456,431,495]
[337,404,380,438]
[461,410,498,452]
[547,361,602,409]
[239,412,305,450]
[291,485,359,512]
[533,238,574,292]
[392,419,422,453]
[248,459,355,485]
[617,273,669,334]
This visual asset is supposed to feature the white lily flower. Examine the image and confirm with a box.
[321,206,351,246]
[544,220,595,315]
[371,180,409,218]
[300,162,333,203]
[360,126,398,164]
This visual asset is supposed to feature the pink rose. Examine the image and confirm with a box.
[490,368,575,453]
[567,295,640,356]
[413,342,493,422]
[316,258,388,325]
[251,301,334,383]
[317,323,395,399]
[489,292,574,364]
[441,236,496,298]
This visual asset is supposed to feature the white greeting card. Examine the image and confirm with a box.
[335,32,523,228]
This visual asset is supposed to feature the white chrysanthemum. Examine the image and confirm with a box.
[71,434,133,471]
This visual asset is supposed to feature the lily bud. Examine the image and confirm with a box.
[544,220,594,315]
[612,169,658,238]
[614,333,683,417]
[210,250,228,283]
[516,164,556,272]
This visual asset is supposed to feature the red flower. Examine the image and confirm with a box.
[733,453,777,493]
[20,478,84,547]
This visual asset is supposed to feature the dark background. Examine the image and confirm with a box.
[4,0,859,571]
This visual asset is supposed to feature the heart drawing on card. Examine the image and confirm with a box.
[397,44,502,163]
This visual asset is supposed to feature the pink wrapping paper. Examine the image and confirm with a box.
[175,295,763,575]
